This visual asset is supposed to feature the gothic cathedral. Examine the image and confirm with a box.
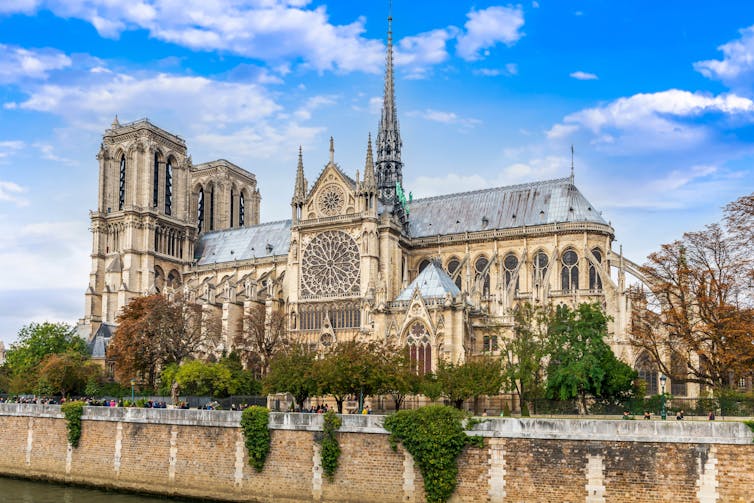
[79,18,654,390]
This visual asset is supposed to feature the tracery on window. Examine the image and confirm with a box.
[533,251,548,285]
[446,257,462,289]
[119,155,126,210]
[561,249,579,291]
[474,255,490,296]
[230,189,235,228]
[239,193,245,226]
[298,302,361,330]
[209,186,215,231]
[301,231,360,298]
[153,152,159,208]
[317,184,345,216]
[406,321,431,375]
[589,248,603,291]
[504,253,519,291]
[165,158,172,215]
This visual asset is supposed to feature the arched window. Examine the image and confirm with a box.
[197,188,205,233]
[209,186,215,231]
[152,152,159,208]
[474,255,490,296]
[589,248,603,291]
[154,266,165,293]
[230,189,235,228]
[167,270,181,289]
[239,193,245,226]
[406,321,431,375]
[504,253,519,291]
[533,251,548,284]
[561,250,579,291]
[635,352,658,395]
[418,259,430,274]
[446,257,462,289]
[165,158,172,215]
[119,154,126,210]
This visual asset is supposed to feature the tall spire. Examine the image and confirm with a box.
[376,5,403,206]
[363,133,376,190]
[292,145,306,204]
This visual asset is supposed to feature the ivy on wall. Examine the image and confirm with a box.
[744,420,754,440]
[384,405,484,503]
[61,401,85,448]
[320,410,342,481]
[240,406,271,472]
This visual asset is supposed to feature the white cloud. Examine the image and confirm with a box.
[195,122,324,160]
[0,44,71,84]
[0,181,29,207]
[570,70,598,80]
[546,89,754,152]
[6,1,384,73]
[407,108,481,128]
[293,95,337,121]
[0,141,25,160]
[474,63,518,77]
[456,5,525,61]
[395,28,457,78]
[694,25,754,89]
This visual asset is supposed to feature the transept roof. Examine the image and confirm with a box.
[395,261,460,301]
[195,219,291,265]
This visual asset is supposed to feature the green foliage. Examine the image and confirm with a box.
[240,406,270,472]
[4,322,87,393]
[36,351,102,397]
[264,344,317,409]
[545,303,637,413]
[220,352,262,395]
[502,302,550,405]
[502,403,511,417]
[320,410,342,481]
[160,359,236,397]
[384,405,484,503]
[420,373,443,402]
[435,358,503,411]
[61,400,85,448]
[743,420,754,437]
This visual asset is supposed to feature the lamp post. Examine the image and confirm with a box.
[660,374,667,420]
[130,379,136,404]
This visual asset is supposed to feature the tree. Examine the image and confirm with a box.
[501,302,550,412]
[264,344,317,410]
[108,294,221,390]
[35,351,102,397]
[4,322,87,392]
[174,360,233,397]
[629,221,754,390]
[546,303,636,413]
[379,344,421,411]
[313,340,387,413]
[234,304,288,378]
[436,358,503,412]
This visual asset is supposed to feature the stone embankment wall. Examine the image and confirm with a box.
[0,404,752,502]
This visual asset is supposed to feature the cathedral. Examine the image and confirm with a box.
[78,18,677,396]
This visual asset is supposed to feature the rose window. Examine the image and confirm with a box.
[317,184,345,216]
[301,231,360,297]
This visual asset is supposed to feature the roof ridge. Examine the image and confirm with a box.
[408,177,572,204]
[200,219,292,236]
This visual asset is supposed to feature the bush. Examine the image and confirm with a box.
[240,406,270,472]
[320,410,342,481]
[61,401,85,448]
[384,405,484,503]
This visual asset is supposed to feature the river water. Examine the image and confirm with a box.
[0,477,195,502]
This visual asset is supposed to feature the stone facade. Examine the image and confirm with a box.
[1,405,753,502]
[78,18,686,397]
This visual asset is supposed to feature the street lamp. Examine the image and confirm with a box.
[660,374,667,420]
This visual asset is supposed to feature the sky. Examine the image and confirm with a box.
[2,1,754,346]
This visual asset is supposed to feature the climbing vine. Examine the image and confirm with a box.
[240,406,271,472]
[61,401,85,448]
[320,410,342,481]
[383,405,484,503]
[744,420,754,439]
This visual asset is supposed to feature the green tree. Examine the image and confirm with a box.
[313,340,387,413]
[219,352,261,396]
[546,303,637,413]
[379,344,421,411]
[436,359,503,412]
[35,351,102,397]
[264,344,317,410]
[171,360,233,397]
[501,302,551,412]
[4,322,87,392]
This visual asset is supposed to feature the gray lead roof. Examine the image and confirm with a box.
[406,177,607,237]
[195,220,292,265]
[395,261,461,301]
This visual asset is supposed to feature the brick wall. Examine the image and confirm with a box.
[0,405,752,502]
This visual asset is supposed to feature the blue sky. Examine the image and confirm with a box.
[2,1,754,345]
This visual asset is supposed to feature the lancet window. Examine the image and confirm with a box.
[561,250,579,291]
[230,189,235,228]
[165,158,172,215]
[446,257,462,289]
[209,186,215,231]
[533,251,548,285]
[197,188,204,233]
[474,255,490,296]
[153,152,159,207]
[118,154,126,210]
[239,193,245,226]
[671,352,688,396]
[406,321,431,375]
[635,352,658,395]
[589,248,603,291]
[298,302,361,330]
[418,259,430,274]
[504,253,519,291]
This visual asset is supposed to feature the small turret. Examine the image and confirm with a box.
[291,146,306,223]
[363,133,377,191]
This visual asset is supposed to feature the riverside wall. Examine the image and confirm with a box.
[0,404,753,502]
